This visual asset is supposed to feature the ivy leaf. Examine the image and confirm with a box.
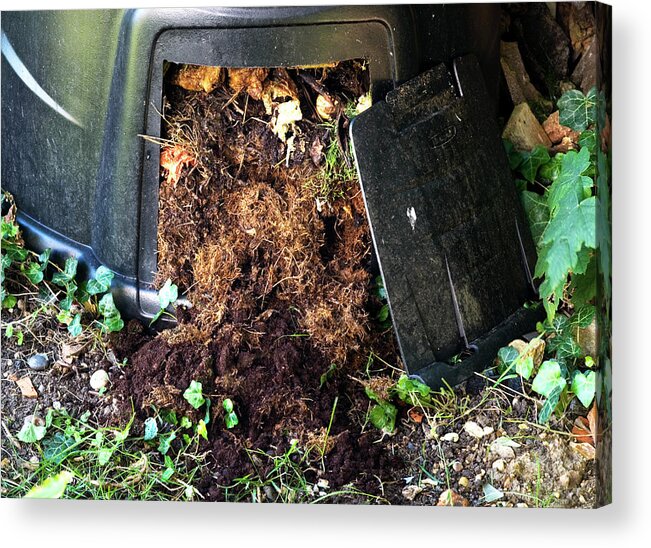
[38,248,51,269]
[22,261,44,284]
[503,139,524,170]
[67,313,83,337]
[521,191,549,246]
[183,380,205,409]
[558,88,597,132]
[98,293,124,332]
[197,419,209,439]
[143,417,158,441]
[52,257,78,286]
[515,356,534,380]
[158,278,178,309]
[86,266,114,295]
[157,431,176,455]
[497,346,519,374]
[571,370,596,408]
[531,360,567,398]
[517,146,550,183]
[538,153,564,183]
[538,384,563,424]
[535,148,597,320]
[43,433,75,464]
[25,471,74,499]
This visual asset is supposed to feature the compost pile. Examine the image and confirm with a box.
[113,61,406,500]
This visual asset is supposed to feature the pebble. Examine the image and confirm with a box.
[53,401,62,410]
[452,461,463,473]
[27,353,50,371]
[441,432,459,443]
[458,476,469,488]
[463,421,486,438]
[90,369,110,390]
[516,503,529,508]
[492,459,506,472]
[402,484,423,501]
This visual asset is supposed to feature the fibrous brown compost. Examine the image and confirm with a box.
[114,61,405,500]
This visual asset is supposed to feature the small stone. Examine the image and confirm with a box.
[27,353,50,371]
[516,503,529,508]
[402,484,423,501]
[482,426,494,437]
[464,421,487,439]
[90,369,110,391]
[579,495,586,504]
[542,111,580,146]
[518,423,530,431]
[490,439,517,460]
[559,473,570,489]
[502,103,552,152]
[452,461,463,473]
[458,476,470,488]
[441,432,459,443]
[29,455,40,465]
[53,401,62,410]
[493,459,506,472]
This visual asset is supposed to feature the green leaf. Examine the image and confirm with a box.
[521,191,549,246]
[482,483,504,503]
[161,466,174,482]
[538,384,563,424]
[558,88,597,132]
[98,447,113,466]
[517,146,550,183]
[579,130,597,157]
[22,261,44,284]
[515,356,534,380]
[67,313,82,337]
[180,416,192,429]
[86,266,114,295]
[538,154,564,183]
[369,402,397,434]
[2,294,17,309]
[17,419,47,443]
[497,346,519,374]
[535,148,597,320]
[531,360,567,398]
[197,419,209,439]
[183,381,205,409]
[571,370,596,408]
[143,417,158,441]
[222,398,238,429]
[377,304,389,323]
[25,471,74,499]
[38,248,52,268]
[98,293,124,332]
[43,433,75,464]
[503,139,524,170]
[158,278,179,309]
[157,431,176,455]
[222,397,234,413]
[51,257,78,286]
[571,305,595,328]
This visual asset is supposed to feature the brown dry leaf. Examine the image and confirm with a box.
[408,407,424,424]
[587,401,599,446]
[570,441,595,460]
[160,146,195,188]
[61,342,86,364]
[16,376,38,399]
[571,416,592,445]
[316,94,338,120]
[228,67,269,101]
[171,65,223,93]
[508,337,545,368]
[437,489,470,507]
[309,136,324,166]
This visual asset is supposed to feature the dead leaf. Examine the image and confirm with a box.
[437,489,470,507]
[228,68,269,101]
[571,417,592,445]
[310,136,324,166]
[316,94,338,120]
[570,441,595,460]
[402,484,423,501]
[16,376,38,399]
[408,407,424,424]
[508,337,545,368]
[160,146,195,188]
[61,342,86,364]
[587,401,599,446]
[171,64,223,93]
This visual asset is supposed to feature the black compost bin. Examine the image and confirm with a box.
[1,5,539,389]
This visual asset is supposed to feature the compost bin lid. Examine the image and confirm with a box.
[350,54,543,389]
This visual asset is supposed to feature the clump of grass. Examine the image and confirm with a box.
[1,406,206,500]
